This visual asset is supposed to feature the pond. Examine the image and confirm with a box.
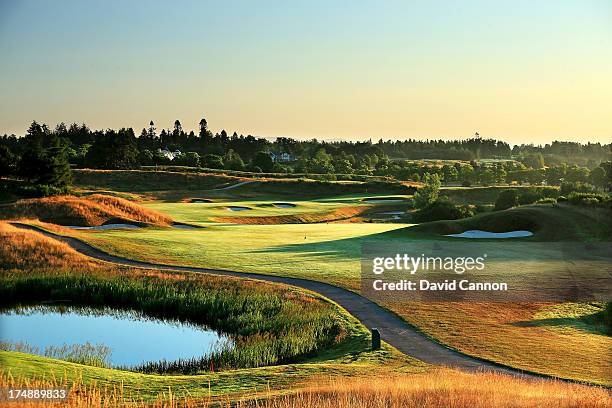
[0,306,232,368]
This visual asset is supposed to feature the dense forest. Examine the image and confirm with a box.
[0,118,610,196]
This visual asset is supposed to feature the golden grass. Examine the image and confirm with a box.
[257,370,611,408]
[2,369,609,408]
[384,301,612,385]
[0,221,100,270]
[0,194,173,226]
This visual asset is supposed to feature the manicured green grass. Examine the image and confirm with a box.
[144,201,359,224]
[1,349,422,402]
[79,223,408,290]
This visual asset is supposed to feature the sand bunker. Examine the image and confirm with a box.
[273,203,296,208]
[226,206,252,212]
[67,224,142,230]
[446,230,533,239]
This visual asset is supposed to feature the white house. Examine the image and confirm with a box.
[269,152,294,162]
[158,148,182,161]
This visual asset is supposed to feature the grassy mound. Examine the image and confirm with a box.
[213,206,369,224]
[0,194,173,226]
[0,221,100,270]
[405,204,612,241]
[73,169,237,191]
[235,178,415,198]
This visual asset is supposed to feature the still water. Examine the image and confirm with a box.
[0,306,232,367]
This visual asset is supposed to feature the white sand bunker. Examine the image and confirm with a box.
[226,206,252,212]
[273,203,296,208]
[446,230,533,239]
[67,224,142,230]
[379,211,404,215]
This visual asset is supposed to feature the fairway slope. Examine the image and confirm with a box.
[0,195,173,227]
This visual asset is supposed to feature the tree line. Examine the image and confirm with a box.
[0,119,610,194]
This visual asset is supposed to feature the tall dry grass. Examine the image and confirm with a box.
[257,370,611,408]
[0,194,173,226]
[2,369,609,408]
[0,222,100,270]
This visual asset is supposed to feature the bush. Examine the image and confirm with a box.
[17,184,71,197]
[461,179,472,187]
[494,189,519,211]
[535,197,557,204]
[560,181,596,196]
[566,192,611,208]
[518,189,543,205]
[412,198,474,222]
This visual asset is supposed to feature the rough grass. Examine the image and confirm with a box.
[73,169,238,192]
[0,221,100,270]
[2,368,609,408]
[383,301,612,385]
[257,370,611,408]
[0,194,173,226]
[440,186,559,205]
[72,169,415,199]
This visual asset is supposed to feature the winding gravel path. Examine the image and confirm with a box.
[13,222,543,380]
[213,180,255,190]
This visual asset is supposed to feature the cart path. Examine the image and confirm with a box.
[13,222,546,380]
[214,180,255,190]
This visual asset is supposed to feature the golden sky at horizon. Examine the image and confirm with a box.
[1,1,610,145]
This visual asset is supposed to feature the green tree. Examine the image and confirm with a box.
[413,173,441,209]
[494,189,519,211]
[201,153,224,169]
[251,152,274,172]
[588,166,606,190]
[0,145,15,177]
[224,149,245,171]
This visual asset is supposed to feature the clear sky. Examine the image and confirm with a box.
[1,0,610,144]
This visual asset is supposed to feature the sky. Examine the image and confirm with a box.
[0,0,611,145]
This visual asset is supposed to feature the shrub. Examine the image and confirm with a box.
[412,173,441,209]
[535,197,557,204]
[567,192,610,207]
[560,181,596,196]
[413,198,474,222]
[494,189,519,211]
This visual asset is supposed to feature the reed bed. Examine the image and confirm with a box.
[0,269,345,373]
